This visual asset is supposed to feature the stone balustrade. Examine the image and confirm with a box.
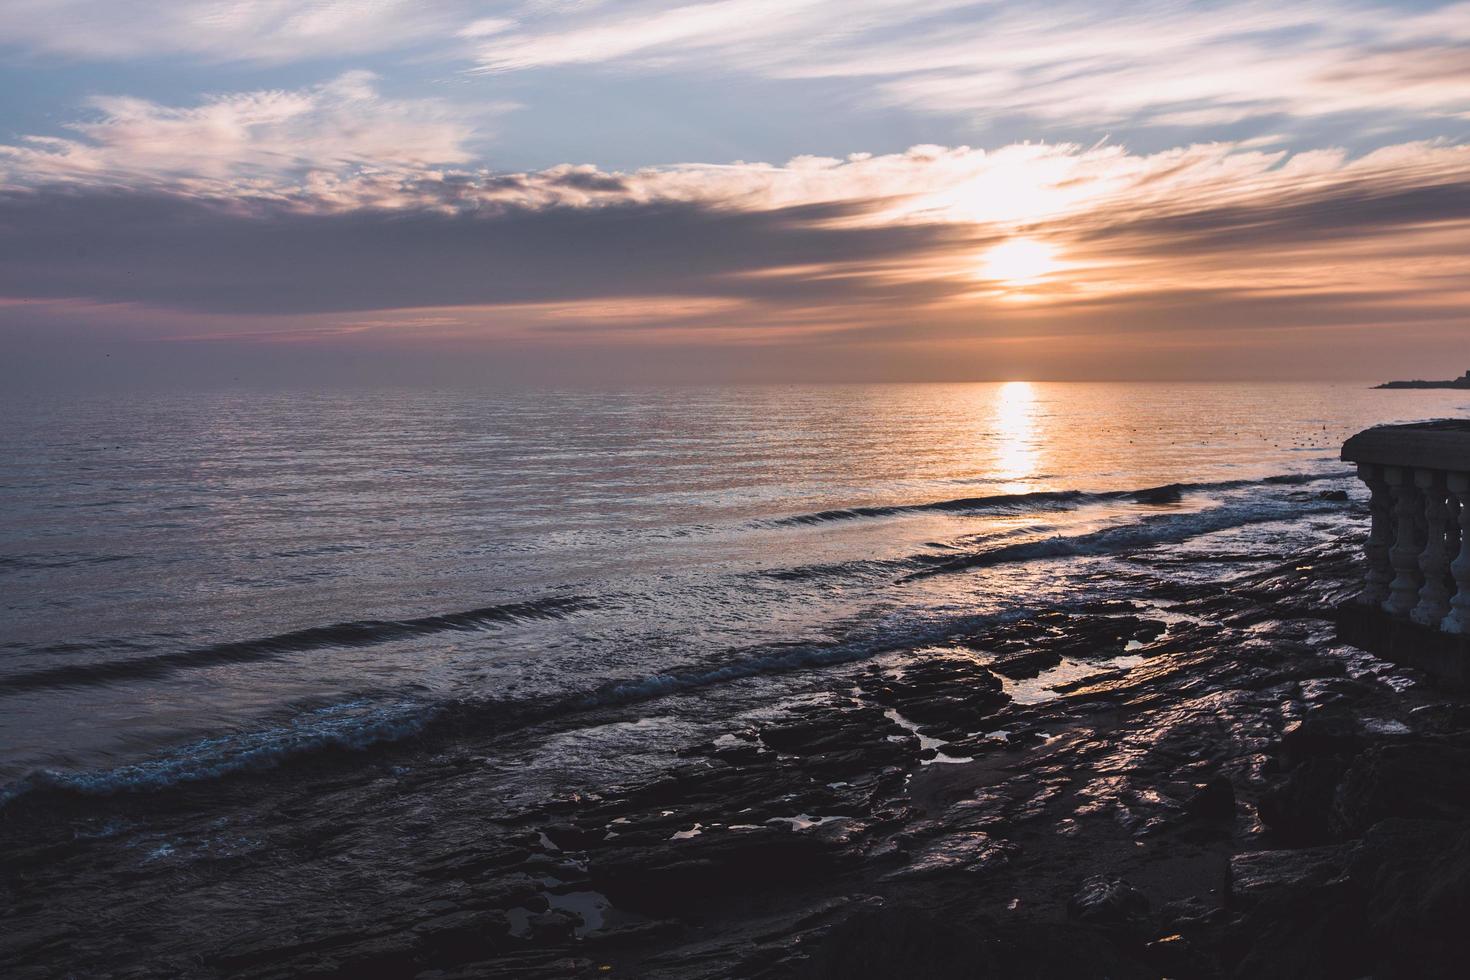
[1342,420,1470,636]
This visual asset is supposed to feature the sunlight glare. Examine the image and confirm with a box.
[991,380,1039,486]
[978,238,1061,285]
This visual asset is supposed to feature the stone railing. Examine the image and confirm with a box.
[1342,420,1470,634]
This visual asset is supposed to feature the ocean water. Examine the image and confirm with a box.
[2,381,1466,803]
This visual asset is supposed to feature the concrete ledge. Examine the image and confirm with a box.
[1337,601,1470,690]
[1341,420,1470,472]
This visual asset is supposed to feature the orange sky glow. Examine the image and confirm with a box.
[1,2,1468,384]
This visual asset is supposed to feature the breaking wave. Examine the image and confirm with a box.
[0,698,436,808]
[0,596,594,695]
[767,471,1343,528]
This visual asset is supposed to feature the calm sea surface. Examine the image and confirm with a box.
[2,382,1466,799]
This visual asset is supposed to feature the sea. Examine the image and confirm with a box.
[2,382,1466,808]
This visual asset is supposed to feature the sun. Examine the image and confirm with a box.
[978,238,1061,285]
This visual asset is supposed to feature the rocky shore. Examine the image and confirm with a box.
[7,509,1470,978]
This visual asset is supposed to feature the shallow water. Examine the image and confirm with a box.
[1,381,1465,799]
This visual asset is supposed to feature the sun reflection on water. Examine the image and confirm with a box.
[991,381,1040,488]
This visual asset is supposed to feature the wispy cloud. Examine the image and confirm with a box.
[466,0,1470,130]
[8,3,1466,133]
[0,0,470,62]
[2,4,1467,380]
[1,109,1465,346]
[0,72,496,198]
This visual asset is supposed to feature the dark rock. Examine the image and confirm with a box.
[1050,615,1167,659]
[315,934,422,979]
[1351,819,1470,979]
[590,827,837,913]
[1185,776,1236,820]
[1158,896,1223,931]
[526,909,580,944]
[1225,876,1367,980]
[473,875,547,911]
[712,742,767,765]
[881,831,1015,881]
[1227,846,1351,909]
[1068,874,1150,930]
[540,823,606,851]
[1144,934,1199,977]
[1259,756,1349,844]
[1331,739,1470,838]
[1316,489,1350,501]
[759,708,900,754]
[419,844,533,881]
[797,906,997,979]
[413,910,512,963]
[1279,714,1359,764]
[988,646,1064,680]
[1004,729,1047,749]
[581,918,683,949]
[1408,702,1470,734]
[1135,484,1184,504]
[759,719,841,753]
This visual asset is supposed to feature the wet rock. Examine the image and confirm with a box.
[796,906,998,979]
[317,934,423,978]
[989,646,1064,680]
[759,708,902,754]
[540,823,606,851]
[6,533,1444,980]
[1316,489,1350,502]
[1408,702,1470,734]
[1050,615,1167,660]
[712,742,767,766]
[882,831,1016,880]
[473,874,549,911]
[1143,934,1199,976]
[1227,846,1350,909]
[580,918,682,949]
[1135,484,1184,504]
[1350,819,1470,979]
[1279,714,1359,764]
[1258,756,1349,844]
[589,827,837,912]
[1005,729,1048,750]
[1158,896,1223,931]
[1067,875,1150,930]
[859,657,1010,728]
[419,843,533,882]
[413,910,512,963]
[1185,776,1236,820]
[526,909,580,944]
[1225,876,1366,980]
[1330,739,1470,838]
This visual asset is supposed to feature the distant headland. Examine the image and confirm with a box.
[1376,370,1470,389]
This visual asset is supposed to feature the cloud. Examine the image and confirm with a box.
[0,188,976,317]
[0,72,493,197]
[0,131,1466,339]
[0,69,1465,377]
[6,2,1467,136]
[466,0,1470,130]
[0,0,471,62]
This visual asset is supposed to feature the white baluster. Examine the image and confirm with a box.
[1442,473,1470,633]
[1383,467,1424,616]
[1412,469,1452,626]
[1358,463,1393,605]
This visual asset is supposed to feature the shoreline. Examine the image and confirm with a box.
[7,507,1470,977]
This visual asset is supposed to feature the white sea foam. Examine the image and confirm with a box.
[0,699,435,807]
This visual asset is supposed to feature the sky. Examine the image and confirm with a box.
[1,0,1468,386]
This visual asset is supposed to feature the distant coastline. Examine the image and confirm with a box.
[1376,369,1470,389]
